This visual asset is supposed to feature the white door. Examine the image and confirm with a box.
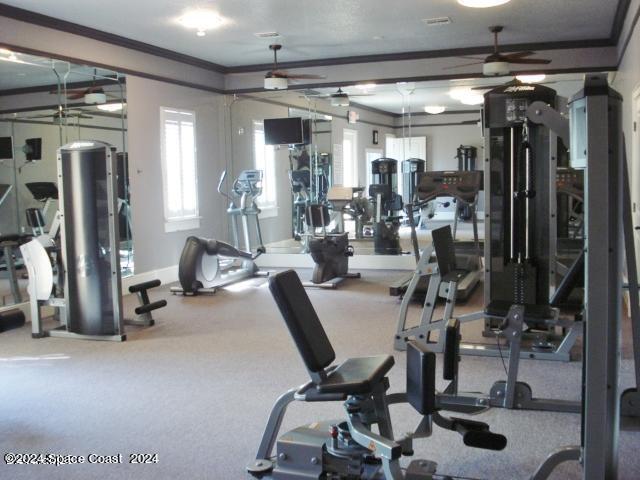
[365,147,384,191]
[342,129,358,187]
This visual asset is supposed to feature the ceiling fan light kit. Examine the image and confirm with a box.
[331,95,350,107]
[483,60,510,76]
[264,76,288,90]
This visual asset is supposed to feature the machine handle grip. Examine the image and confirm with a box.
[135,300,167,315]
[129,279,161,293]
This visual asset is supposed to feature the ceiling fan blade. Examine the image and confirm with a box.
[270,70,290,77]
[510,58,551,65]
[347,93,375,97]
[67,91,87,100]
[286,73,327,80]
[455,55,486,61]
[443,61,485,71]
[502,51,535,60]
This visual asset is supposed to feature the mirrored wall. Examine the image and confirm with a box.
[0,50,131,309]
[228,75,587,264]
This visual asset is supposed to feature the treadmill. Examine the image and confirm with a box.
[389,170,483,301]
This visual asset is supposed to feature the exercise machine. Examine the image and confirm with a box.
[24,182,58,236]
[369,158,403,255]
[527,73,638,480]
[401,157,425,206]
[302,203,360,289]
[20,141,164,341]
[389,170,483,301]
[455,146,478,221]
[171,170,266,295]
[289,169,310,243]
[247,269,506,480]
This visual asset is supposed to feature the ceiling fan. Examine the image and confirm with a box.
[470,77,556,91]
[51,70,120,104]
[28,110,93,122]
[446,26,551,76]
[302,88,374,107]
[264,44,326,90]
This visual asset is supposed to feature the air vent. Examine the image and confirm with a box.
[254,32,281,38]
[422,17,452,26]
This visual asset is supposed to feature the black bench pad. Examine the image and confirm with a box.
[317,355,395,395]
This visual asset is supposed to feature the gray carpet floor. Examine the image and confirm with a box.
[0,269,638,479]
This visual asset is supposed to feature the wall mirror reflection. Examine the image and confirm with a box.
[230,74,587,273]
[0,50,130,309]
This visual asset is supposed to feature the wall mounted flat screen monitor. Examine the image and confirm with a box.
[264,117,310,145]
[25,138,42,161]
[0,137,13,160]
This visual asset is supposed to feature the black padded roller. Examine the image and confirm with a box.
[134,300,167,315]
[0,310,26,332]
[443,319,460,381]
[129,279,162,293]
[452,417,507,451]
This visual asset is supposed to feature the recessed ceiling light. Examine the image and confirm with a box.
[448,87,472,100]
[424,106,446,114]
[458,0,511,7]
[177,9,227,36]
[460,94,484,105]
[516,74,546,83]
[373,35,384,40]
[97,103,125,112]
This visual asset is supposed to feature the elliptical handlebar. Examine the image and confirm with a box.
[217,170,233,202]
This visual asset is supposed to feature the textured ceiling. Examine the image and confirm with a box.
[1,0,621,67]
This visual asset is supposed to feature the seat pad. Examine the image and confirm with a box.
[317,355,395,395]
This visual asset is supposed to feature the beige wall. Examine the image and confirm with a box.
[126,76,226,273]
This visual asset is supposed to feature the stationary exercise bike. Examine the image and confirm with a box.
[171,170,266,295]
[302,203,360,289]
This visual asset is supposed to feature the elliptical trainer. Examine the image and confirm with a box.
[171,170,266,295]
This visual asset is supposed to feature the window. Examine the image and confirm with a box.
[342,129,358,187]
[160,107,199,232]
[253,121,277,216]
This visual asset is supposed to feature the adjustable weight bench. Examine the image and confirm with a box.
[248,269,506,480]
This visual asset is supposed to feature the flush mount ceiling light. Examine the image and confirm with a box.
[458,0,511,7]
[97,102,125,112]
[460,93,484,105]
[84,92,107,104]
[449,88,484,105]
[177,9,227,36]
[516,74,547,83]
[424,106,446,114]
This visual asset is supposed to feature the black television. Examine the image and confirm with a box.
[25,138,42,161]
[264,117,310,145]
[0,137,13,160]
